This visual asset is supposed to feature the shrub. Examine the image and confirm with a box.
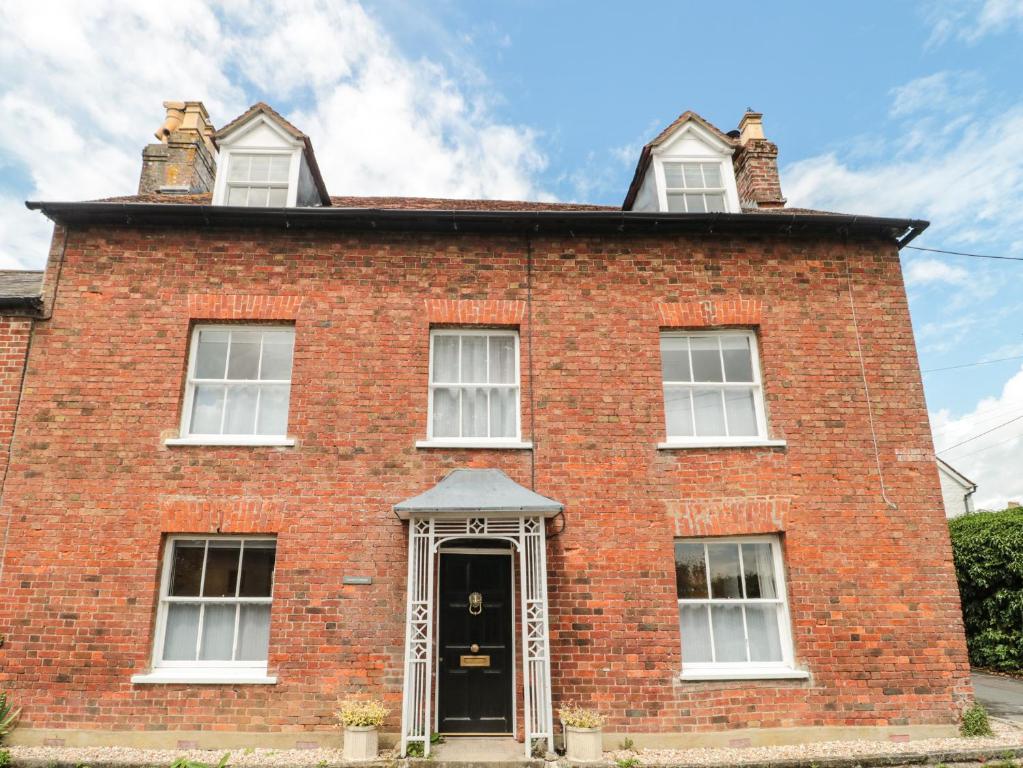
[0,748,10,768]
[0,692,20,743]
[336,699,388,728]
[960,702,994,737]
[949,507,1023,672]
[559,703,605,729]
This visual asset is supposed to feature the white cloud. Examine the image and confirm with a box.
[0,0,549,268]
[932,363,1023,509]
[888,71,984,118]
[904,258,970,286]
[927,0,1023,44]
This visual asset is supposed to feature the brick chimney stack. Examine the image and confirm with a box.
[732,110,786,209]
[138,101,216,196]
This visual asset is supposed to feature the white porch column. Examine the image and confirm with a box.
[520,516,554,757]
[400,517,435,757]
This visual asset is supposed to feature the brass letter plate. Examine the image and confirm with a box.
[460,654,491,667]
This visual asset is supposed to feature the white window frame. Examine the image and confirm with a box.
[676,535,806,681]
[212,113,305,208]
[221,151,293,208]
[417,328,531,449]
[167,324,296,447]
[660,160,729,213]
[132,535,278,685]
[658,330,785,449]
[653,156,741,214]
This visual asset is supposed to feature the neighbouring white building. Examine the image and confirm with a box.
[937,458,977,518]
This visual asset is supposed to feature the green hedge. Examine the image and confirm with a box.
[949,506,1023,671]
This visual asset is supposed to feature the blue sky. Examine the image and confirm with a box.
[1,0,1021,506]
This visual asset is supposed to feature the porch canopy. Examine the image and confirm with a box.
[394,469,561,759]
[394,468,563,519]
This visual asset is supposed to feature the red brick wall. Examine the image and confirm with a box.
[0,225,970,736]
[0,314,32,505]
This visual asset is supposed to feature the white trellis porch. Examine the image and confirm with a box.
[394,469,562,759]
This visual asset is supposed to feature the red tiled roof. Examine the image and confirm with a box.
[214,102,306,141]
[96,193,619,212]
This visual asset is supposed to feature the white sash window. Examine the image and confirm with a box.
[675,536,804,680]
[134,536,277,684]
[427,330,521,444]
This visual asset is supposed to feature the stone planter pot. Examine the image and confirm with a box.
[343,725,379,761]
[565,725,602,763]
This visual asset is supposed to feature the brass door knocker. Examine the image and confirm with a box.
[468,591,483,615]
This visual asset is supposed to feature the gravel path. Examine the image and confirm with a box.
[5,720,1023,768]
[607,719,1023,766]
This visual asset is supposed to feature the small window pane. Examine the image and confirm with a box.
[488,336,516,383]
[227,186,248,206]
[690,337,723,382]
[746,605,783,662]
[228,155,250,182]
[685,193,707,213]
[433,336,459,382]
[256,384,290,436]
[683,163,705,188]
[267,187,288,207]
[660,336,691,382]
[259,332,294,380]
[461,336,487,383]
[239,543,276,597]
[223,384,258,435]
[693,388,726,435]
[725,389,758,436]
[202,540,241,597]
[707,543,742,599]
[432,387,459,437]
[663,162,684,188]
[237,604,271,661]
[710,605,747,662]
[702,164,723,188]
[489,387,516,438]
[664,388,694,437]
[247,187,270,207]
[269,155,291,183]
[199,604,237,661]
[674,542,708,599]
[163,604,200,661]
[190,385,225,434]
[680,605,713,663]
[170,540,206,597]
[227,332,261,379]
[666,193,686,213]
[741,543,777,599]
[249,156,271,182]
[721,335,754,382]
[195,330,229,379]
[461,386,488,437]
[705,193,726,213]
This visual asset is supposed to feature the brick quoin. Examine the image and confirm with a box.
[0,224,971,740]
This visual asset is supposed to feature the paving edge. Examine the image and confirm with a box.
[6,746,1023,768]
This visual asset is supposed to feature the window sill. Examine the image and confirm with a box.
[680,667,808,681]
[131,670,277,685]
[658,439,787,450]
[164,436,296,447]
[415,440,533,450]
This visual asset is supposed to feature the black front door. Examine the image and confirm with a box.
[437,552,513,734]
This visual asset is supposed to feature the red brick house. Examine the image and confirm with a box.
[0,100,972,755]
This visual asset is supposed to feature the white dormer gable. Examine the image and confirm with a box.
[625,113,741,214]
[212,104,327,208]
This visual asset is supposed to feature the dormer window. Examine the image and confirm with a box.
[211,102,330,209]
[663,162,727,213]
[225,153,292,207]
